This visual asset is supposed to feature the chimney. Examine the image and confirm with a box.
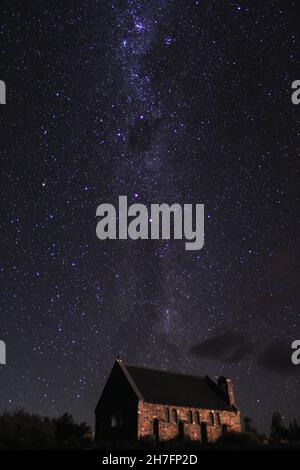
[217,376,235,407]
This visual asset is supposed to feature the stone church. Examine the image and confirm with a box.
[95,357,241,444]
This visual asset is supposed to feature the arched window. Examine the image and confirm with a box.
[171,409,178,423]
[111,412,122,428]
[165,408,170,423]
[194,411,200,425]
[215,413,221,426]
[111,414,117,428]
[209,412,214,426]
[188,410,193,424]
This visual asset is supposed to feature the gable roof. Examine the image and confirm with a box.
[117,359,233,411]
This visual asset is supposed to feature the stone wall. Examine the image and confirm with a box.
[138,401,241,443]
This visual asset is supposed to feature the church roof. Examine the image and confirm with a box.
[118,360,233,411]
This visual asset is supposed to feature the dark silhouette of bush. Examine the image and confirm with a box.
[0,410,55,449]
[216,431,262,448]
[289,418,300,443]
[53,412,92,449]
[0,409,92,449]
[269,416,300,446]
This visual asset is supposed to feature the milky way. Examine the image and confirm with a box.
[0,0,299,433]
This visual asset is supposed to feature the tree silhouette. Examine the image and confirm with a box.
[54,412,91,448]
[0,410,54,449]
[0,410,92,449]
[270,412,289,443]
[289,418,300,443]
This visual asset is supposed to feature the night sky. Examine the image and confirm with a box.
[0,1,299,434]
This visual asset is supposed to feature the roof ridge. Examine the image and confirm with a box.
[127,363,209,381]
